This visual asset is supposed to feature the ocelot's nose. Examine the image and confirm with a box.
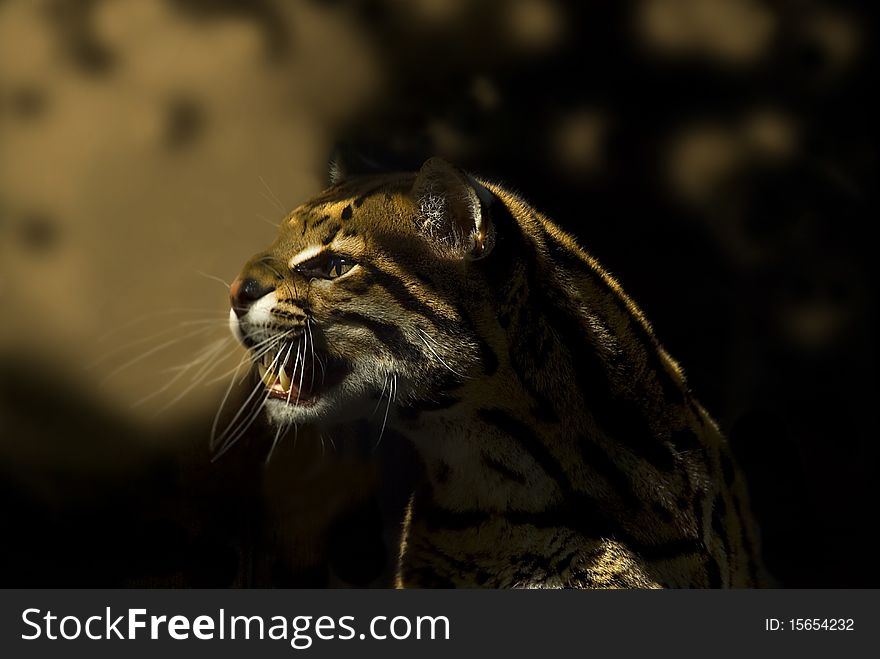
[230,277,274,317]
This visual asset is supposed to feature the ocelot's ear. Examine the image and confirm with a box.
[411,157,494,260]
[328,144,385,185]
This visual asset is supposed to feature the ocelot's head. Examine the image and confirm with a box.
[228,157,499,427]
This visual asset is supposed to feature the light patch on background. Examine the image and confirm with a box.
[552,109,607,178]
[0,0,382,430]
[636,0,776,66]
[505,0,565,52]
[667,109,797,207]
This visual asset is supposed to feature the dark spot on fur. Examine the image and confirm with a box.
[322,224,341,245]
[711,495,730,554]
[481,453,528,485]
[341,205,353,220]
[310,214,331,231]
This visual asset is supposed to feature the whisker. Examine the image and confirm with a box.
[281,341,295,373]
[203,329,296,386]
[210,320,308,459]
[266,421,291,464]
[258,175,287,213]
[100,325,220,384]
[376,373,395,449]
[131,337,230,409]
[306,320,326,383]
[285,337,301,407]
[150,339,236,415]
[258,190,285,213]
[245,331,296,361]
[256,213,281,228]
[307,319,317,390]
[371,374,389,418]
[295,328,308,407]
[212,348,283,456]
[210,352,251,450]
[195,270,232,289]
[218,345,284,441]
[97,308,228,343]
[416,328,467,379]
[418,327,442,345]
[88,319,224,370]
[215,381,275,459]
[212,350,274,450]
[191,342,234,384]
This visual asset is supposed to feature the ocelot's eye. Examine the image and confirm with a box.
[296,252,356,280]
[326,255,355,279]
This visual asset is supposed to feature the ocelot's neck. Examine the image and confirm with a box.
[397,398,566,516]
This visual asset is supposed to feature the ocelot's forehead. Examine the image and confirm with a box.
[276,176,417,256]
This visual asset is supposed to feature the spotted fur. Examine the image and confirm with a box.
[230,157,764,588]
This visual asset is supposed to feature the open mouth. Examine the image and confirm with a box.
[255,345,350,406]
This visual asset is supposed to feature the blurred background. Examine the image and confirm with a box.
[0,0,876,587]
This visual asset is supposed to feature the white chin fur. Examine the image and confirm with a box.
[264,398,331,426]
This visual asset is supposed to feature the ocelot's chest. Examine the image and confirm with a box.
[394,408,563,513]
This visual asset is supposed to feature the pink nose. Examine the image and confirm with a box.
[230,277,272,317]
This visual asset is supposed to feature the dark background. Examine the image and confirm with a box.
[0,0,876,587]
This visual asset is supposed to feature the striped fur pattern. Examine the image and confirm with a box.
[230,157,764,588]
